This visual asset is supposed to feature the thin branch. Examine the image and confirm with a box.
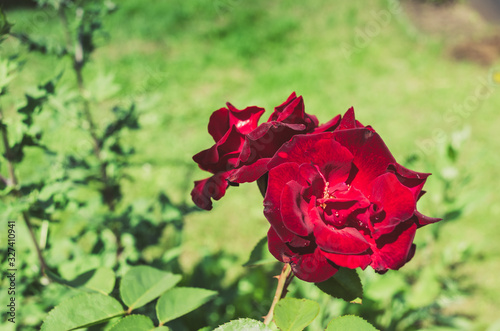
[0,173,9,186]
[59,4,115,211]
[0,113,17,187]
[23,211,48,272]
[0,108,48,274]
[263,263,293,325]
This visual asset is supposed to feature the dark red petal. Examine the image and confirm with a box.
[215,126,246,158]
[276,96,305,123]
[226,103,265,135]
[369,173,416,238]
[191,172,231,210]
[321,251,372,269]
[307,113,319,129]
[415,210,442,227]
[229,158,270,183]
[298,164,325,197]
[370,221,417,272]
[267,227,293,263]
[238,122,306,164]
[267,133,354,172]
[264,163,300,242]
[406,244,416,264]
[309,206,370,254]
[290,247,338,283]
[281,181,313,236]
[268,92,298,122]
[314,114,341,133]
[193,126,245,173]
[268,227,337,283]
[387,163,431,200]
[207,107,229,142]
[267,93,318,131]
[332,129,396,194]
[192,144,219,170]
[339,107,356,130]
[319,186,370,228]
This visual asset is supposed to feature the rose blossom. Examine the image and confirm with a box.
[191,103,265,210]
[264,108,440,282]
[192,92,321,209]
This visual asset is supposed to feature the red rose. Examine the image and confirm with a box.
[264,108,440,282]
[191,103,265,210]
[192,92,321,209]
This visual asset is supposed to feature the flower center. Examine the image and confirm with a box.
[319,182,336,209]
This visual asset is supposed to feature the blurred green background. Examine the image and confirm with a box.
[2,0,500,329]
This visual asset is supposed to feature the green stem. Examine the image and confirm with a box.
[59,4,116,212]
[0,108,48,275]
[263,263,293,325]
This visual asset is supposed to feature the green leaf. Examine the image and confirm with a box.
[109,315,154,331]
[273,298,320,331]
[46,267,115,294]
[41,293,125,331]
[69,267,116,294]
[243,236,277,267]
[156,287,217,324]
[326,315,379,331]
[315,267,362,302]
[0,9,13,38]
[120,266,181,311]
[214,318,272,330]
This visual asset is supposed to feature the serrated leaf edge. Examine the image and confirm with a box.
[107,314,155,331]
[327,314,379,331]
[125,271,182,310]
[156,287,217,324]
[41,293,126,331]
[274,298,320,331]
[214,318,270,330]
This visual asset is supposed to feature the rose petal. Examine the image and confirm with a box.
[369,173,416,238]
[267,227,294,263]
[332,129,396,193]
[229,158,270,183]
[387,163,430,200]
[268,92,298,122]
[370,221,417,271]
[314,114,341,133]
[281,181,313,236]
[298,164,326,198]
[267,133,354,172]
[193,126,245,173]
[339,107,356,130]
[276,96,305,123]
[238,122,306,164]
[290,247,338,283]
[309,206,370,254]
[191,172,231,210]
[321,251,372,269]
[268,93,318,131]
[264,163,300,242]
[208,107,230,142]
[225,103,265,135]
[268,227,337,283]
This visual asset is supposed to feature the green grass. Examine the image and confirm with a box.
[4,0,500,328]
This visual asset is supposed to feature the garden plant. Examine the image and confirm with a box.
[0,0,495,330]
